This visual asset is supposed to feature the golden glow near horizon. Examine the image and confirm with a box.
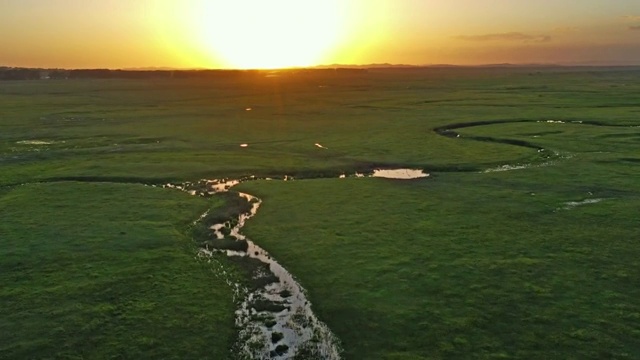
[0,0,639,69]
[148,0,389,69]
[191,0,345,69]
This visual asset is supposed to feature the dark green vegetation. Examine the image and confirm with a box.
[0,182,236,359]
[2,67,640,359]
[238,171,640,359]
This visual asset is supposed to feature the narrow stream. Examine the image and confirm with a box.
[187,179,343,359]
[172,171,428,359]
[432,118,639,173]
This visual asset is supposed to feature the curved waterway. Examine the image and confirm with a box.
[183,179,343,359]
[432,118,639,173]
[433,119,569,172]
[166,171,428,359]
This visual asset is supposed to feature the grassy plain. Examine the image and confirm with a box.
[238,170,640,358]
[2,67,640,359]
[1,69,549,186]
[0,182,237,359]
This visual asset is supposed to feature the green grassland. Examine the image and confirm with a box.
[1,69,550,184]
[1,67,640,359]
[237,170,640,359]
[0,182,237,359]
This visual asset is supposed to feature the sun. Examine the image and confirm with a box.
[189,0,345,69]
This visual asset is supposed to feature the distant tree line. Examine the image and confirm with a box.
[0,68,65,80]
[0,67,367,81]
[0,68,251,80]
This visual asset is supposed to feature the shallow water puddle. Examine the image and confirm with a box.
[483,164,533,173]
[372,169,429,179]
[482,151,572,173]
[561,198,605,210]
[16,140,59,145]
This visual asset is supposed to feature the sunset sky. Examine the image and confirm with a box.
[1,0,639,69]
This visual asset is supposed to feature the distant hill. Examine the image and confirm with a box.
[313,63,566,69]
[121,66,209,71]
[315,62,640,69]
[313,63,420,69]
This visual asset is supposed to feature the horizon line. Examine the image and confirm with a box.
[3,62,640,72]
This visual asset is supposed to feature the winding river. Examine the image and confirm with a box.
[173,171,428,359]
[204,185,341,359]
[4,116,629,358]
[179,119,622,357]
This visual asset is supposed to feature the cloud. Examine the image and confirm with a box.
[621,16,640,30]
[622,15,640,22]
[455,32,551,43]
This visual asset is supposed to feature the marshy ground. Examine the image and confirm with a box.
[1,67,639,359]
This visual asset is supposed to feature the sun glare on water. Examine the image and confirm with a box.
[188,0,345,69]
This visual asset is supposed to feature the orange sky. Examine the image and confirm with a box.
[1,0,639,69]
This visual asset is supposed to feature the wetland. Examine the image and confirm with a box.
[2,67,640,359]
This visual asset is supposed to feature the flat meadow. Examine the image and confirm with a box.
[1,67,639,359]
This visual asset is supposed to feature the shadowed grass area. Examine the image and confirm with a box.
[0,182,237,359]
